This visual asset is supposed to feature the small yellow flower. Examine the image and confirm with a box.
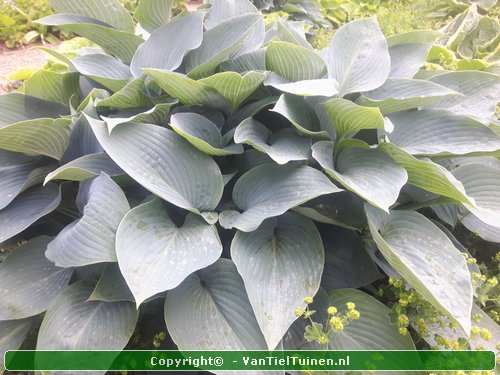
[398,327,408,336]
[303,296,314,304]
[471,326,481,336]
[327,306,337,315]
[397,314,410,327]
[486,277,498,287]
[346,302,356,310]
[295,307,303,317]
[480,328,492,342]
[347,309,360,320]
[398,298,409,307]
[317,335,329,344]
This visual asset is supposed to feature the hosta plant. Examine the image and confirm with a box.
[1,0,500,374]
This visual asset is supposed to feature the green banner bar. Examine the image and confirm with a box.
[5,350,495,372]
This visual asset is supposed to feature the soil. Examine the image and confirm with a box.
[0,41,60,94]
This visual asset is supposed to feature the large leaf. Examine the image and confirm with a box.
[320,226,382,290]
[263,73,339,97]
[36,281,138,375]
[169,113,243,156]
[145,69,228,109]
[164,259,270,352]
[204,0,265,59]
[327,289,416,349]
[427,71,500,118]
[265,41,327,81]
[44,153,123,184]
[87,116,224,214]
[0,93,68,126]
[326,18,390,96]
[387,31,440,78]
[36,14,143,64]
[234,118,311,164]
[61,113,103,164]
[0,117,72,160]
[116,198,222,306]
[48,0,134,32]
[386,109,500,155]
[72,54,131,92]
[357,78,462,115]
[46,174,130,267]
[0,184,61,244]
[312,141,407,211]
[231,213,324,350]
[271,94,329,138]
[0,237,72,320]
[24,70,80,105]
[219,164,342,232]
[185,14,262,79]
[0,155,56,210]
[365,206,473,334]
[95,77,151,109]
[461,213,500,243]
[452,164,500,228]
[102,101,177,132]
[134,0,174,32]
[199,71,267,109]
[130,12,204,78]
[88,263,134,302]
[378,143,473,205]
[321,98,385,139]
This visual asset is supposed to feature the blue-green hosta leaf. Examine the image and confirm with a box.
[48,0,134,32]
[0,184,61,244]
[273,18,311,49]
[88,117,224,213]
[72,54,131,92]
[199,71,267,109]
[44,153,123,184]
[312,141,407,211]
[328,288,416,349]
[95,77,151,109]
[322,98,385,139]
[231,213,324,350]
[365,206,473,334]
[0,155,56,210]
[264,73,339,97]
[265,41,327,82]
[386,109,500,155]
[102,100,178,132]
[326,18,390,96]
[24,70,80,105]
[36,281,138,375]
[88,263,134,302]
[45,174,130,267]
[387,31,440,78]
[321,226,382,290]
[219,164,342,232]
[0,117,72,160]
[185,14,262,79]
[234,118,311,164]
[36,14,143,64]
[461,213,500,243]
[427,71,500,118]
[357,78,462,115]
[165,259,281,375]
[145,69,229,109]
[0,318,33,372]
[378,143,473,205]
[0,93,69,126]
[61,113,103,164]
[226,96,278,129]
[170,113,243,156]
[134,0,174,32]
[117,198,222,307]
[271,94,329,138]
[292,192,367,231]
[452,164,500,229]
[130,12,204,78]
[220,48,266,73]
[0,237,72,320]
[205,0,265,59]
